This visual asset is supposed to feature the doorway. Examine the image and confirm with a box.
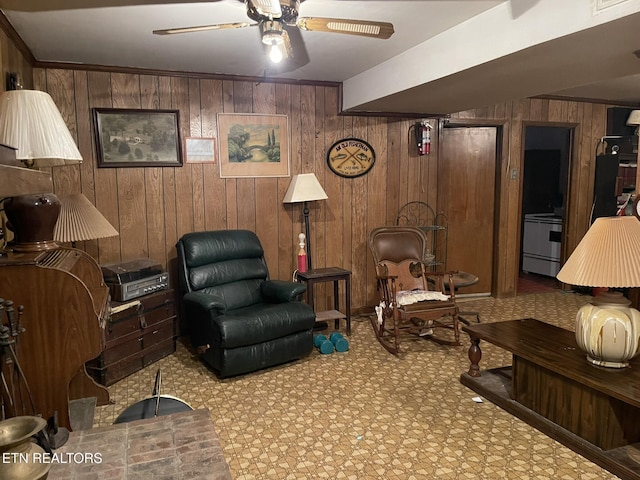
[519,125,573,292]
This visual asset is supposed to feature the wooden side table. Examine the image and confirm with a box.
[296,267,352,335]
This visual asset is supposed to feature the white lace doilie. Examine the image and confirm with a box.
[396,290,449,306]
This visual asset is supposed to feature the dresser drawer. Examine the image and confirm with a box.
[106,289,175,341]
[100,319,175,365]
[87,338,176,386]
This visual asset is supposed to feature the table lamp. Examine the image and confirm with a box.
[0,88,82,252]
[283,173,327,270]
[556,216,640,368]
[54,193,119,247]
[627,109,640,136]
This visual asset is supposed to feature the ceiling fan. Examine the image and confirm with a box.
[152,0,395,64]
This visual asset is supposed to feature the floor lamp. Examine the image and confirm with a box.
[283,173,328,270]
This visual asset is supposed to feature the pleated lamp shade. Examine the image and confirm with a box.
[0,90,83,167]
[54,193,119,243]
[556,216,640,288]
[628,110,640,136]
[627,110,640,127]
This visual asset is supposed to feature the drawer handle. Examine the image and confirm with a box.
[138,337,143,342]
[152,329,159,335]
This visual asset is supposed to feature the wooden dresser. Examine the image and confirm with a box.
[86,289,177,386]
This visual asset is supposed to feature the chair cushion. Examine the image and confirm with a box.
[213,302,316,348]
[189,258,267,290]
[180,230,269,310]
[200,279,265,312]
[180,230,264,268]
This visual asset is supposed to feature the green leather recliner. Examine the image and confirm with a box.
[176,230,316,377]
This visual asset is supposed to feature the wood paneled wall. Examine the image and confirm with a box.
[0,26,32,92]
[31,66,611,311]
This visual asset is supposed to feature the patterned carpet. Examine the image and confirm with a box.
[94,291,620,479]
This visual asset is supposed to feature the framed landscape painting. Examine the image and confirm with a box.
[217,113,289,178]
[93,108,182,167]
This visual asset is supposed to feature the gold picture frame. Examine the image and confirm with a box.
[217,113,289,178]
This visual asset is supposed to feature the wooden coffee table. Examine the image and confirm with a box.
[460,318,640,480]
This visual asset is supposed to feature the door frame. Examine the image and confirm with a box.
[519,121,577,290]
[439,118,506,297]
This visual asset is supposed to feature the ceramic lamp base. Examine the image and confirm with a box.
[4,193,61,252]
[575,291,640,368]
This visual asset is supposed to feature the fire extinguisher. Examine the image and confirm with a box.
[415,120,432,156]
[297,233,307,273]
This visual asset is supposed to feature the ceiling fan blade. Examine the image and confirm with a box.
[153,21,253,35]
[283,24,309,68]
[296,17,394,39]
[248,0,282,18]
[281,28,293,60]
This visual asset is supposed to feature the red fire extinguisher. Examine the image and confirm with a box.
[415,120,432,156]
[297,233,307,273]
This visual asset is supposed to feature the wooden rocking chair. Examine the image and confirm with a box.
[368,226,461,354]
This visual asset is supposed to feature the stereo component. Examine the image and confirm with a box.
[101,258,169,301]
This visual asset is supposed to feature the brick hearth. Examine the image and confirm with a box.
[49,409,231,479]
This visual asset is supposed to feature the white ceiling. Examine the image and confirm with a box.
[1,0,640,115]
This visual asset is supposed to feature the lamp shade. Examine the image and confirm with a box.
[283,173,328,203]
[0,90,82,167]
[556,216,640,288]
[627,110,640,126]
[54,193,119,243]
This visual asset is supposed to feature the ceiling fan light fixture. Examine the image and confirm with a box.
[261,20,284,44]
[260,19,287,63]
[268,42,285,63]
[249,0,283,19]
[262,32,284,46]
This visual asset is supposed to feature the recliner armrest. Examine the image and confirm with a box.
[261,280,307,303]
[184,291,227,314]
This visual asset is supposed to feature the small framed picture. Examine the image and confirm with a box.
[184,137,217,164]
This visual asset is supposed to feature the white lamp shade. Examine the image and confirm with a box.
[556,216,640,288]
[0,90,82,167]
[54,193,119,242]
[283,173,328,203]
[627,110,640,126]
